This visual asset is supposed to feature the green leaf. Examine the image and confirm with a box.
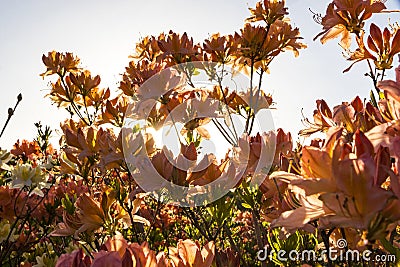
[241,202,252,209]
[61,194,75,214]
[370,90,378,108]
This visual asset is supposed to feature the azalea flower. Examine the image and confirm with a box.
[0,219,17,243]
[366,24,400,70]
[314,0,386,49]
[98,96,128,127]
[157,31,202,66]
[55,249,91,267]
[270,130,393,236]
[300,96,382,136]
[268,183,330,232]
[69,71,101,96]
[234,21,305,73]
[202,33,238,64]
[132,34,163,63]
[170,97,221,140]
[237,88,273,115]
[344,24,400,72]
[164,239,215,267]
[300,99,335,136]
[11,140,40,161]
[246,0,288,24]
[51,191,149,237]
[0,148,12,171]
[120,59,164,96]
[41,51,80,78]
[233,132,276,178]
[9,163,50,197]
[187,155,230,186]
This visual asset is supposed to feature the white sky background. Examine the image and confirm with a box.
[0,0,399,150]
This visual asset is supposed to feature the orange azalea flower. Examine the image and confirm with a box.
[174,98,221,140]
[234,133,267,176]
[234,21,305,73]
[11,139,41,161]
[269,19,306,58]
[71,194,105,234]
[300,99,335,136]
[55,237,212,267]
[367,24,400,70]
[91,235,157,266]
[246,0,288,25]
[344,24,400,71]
[41,51,80,78]
[97,130,126,171]
[209,85,239,111]
[119,60,165,97]
[274,128,293,166]
[47,77,82,108]
[314,0,386,49]
[260,174,290,222]
[85,88,110,112]
[270,130,393,234]
[236,87,273,114]
[0,186,27,222]
[55,249,91,267]
[301,97,382,136]
[234,131,277,178]
[165,239,215,267]
[135,68,184,102]
[269,184,330,232]
[234,24,277,71]
[157,31,201,66]
[62,122,126,172]
[202,33,238,64]
[187,155,230,186]
[132,34,163,63]
[69,71,101,95]
[151,150,175,182]
[52,191,149,237]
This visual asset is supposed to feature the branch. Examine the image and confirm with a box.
[0,93,22,138]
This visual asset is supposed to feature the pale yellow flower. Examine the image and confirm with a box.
[0,219,17,243]
[10,163,50,197]
[0,148,12,171]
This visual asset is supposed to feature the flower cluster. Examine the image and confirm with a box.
[0,1,399,266]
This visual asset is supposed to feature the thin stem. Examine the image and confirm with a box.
[380,69,386,82]
[144,198,162,240]
[245,60,255,134]
[247,23,271,135]
[82,94,92,124]
[217,63,239,143]
[0,93,22,138]
[165,105,185,145]
[366,59,380,98]
[59,76,90,125]
[212,119,235,146]
[321,228,335,267]
[252,209,266,267]
[223,224,248,267]
[248,69,264,135]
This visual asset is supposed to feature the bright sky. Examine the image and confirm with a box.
[0,0,399,150]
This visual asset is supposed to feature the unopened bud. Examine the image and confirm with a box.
[8,108,13,116]
[17,93,22,102]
